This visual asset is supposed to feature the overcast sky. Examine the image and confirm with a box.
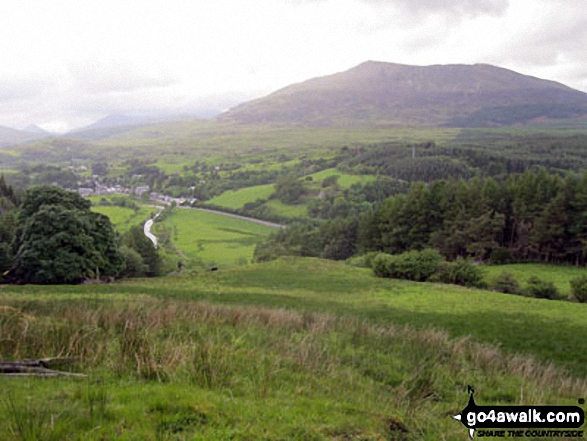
[1,0,585,132]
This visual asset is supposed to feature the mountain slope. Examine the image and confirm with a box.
[218,61,587,127]
[0,125,50,148]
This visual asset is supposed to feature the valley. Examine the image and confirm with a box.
[2,61,587,440]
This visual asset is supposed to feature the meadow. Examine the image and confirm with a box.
[304,168,377,189]
[484,263,587,296]
[90,204,157,234]
[1,257,586,440]
[152,208,276,268]
[206,184,274,210]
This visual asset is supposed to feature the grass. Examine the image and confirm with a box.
[90,205,156,234]
[5,258,585,376]
[484,263,587,296]
[206,184,275,210]
[264,199,308,218]
[1,280,585,440]
[87,196,157,234]
[4,121,460,169]
[152,208,274,267]
[304,168,377,189]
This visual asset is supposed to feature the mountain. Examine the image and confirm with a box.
[67,113,217,141]
[0,125,51,148]
[66,114,154,141]
[218,61,587,127]
[23,124,51,135]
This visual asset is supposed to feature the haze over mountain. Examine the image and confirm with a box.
[219,61,587,127]
[65,113,214,142]
[0,125,51,148]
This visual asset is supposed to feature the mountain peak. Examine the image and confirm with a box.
[23,124,50,135]
[219,61,587,127]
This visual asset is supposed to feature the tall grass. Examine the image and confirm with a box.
[2,295,586,439]
[2,299,585,399]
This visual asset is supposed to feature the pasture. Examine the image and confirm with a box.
[206,184,274,210]
[1,257,586,440]
[152,208,275,267]
[484,263,587,296]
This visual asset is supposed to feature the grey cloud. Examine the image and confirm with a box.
[0,79,48,103]
[67,60,178,95]
[289,0,509,17]
[371,0,509,17]
[485,4,587,92]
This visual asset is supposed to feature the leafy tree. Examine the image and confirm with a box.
[273,177,307,204]
[122,225,162,277]
[11,187,124,284]
[118,245,149,278]
[570,275,587,303]
[492,272,522,294]
[525,276,560,300]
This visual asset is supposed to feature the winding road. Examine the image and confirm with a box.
[144,219,158,248]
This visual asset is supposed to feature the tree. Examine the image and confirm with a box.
[11,186,124,284]
[273,177,307,204]
[122,226,162,276]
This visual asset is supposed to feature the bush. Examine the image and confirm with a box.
[430,258,486,288]
[346,252,378,268]
[490,247,511,264]
[525,276,560,300]
[118,246,149,278]
[492,271,522,294]
[372,249,444,281]
[570,275,587,303]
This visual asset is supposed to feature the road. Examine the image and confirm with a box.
[143,219,158,248]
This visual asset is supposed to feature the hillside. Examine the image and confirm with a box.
[219,61,587,127]
[0,125,50,148]
[1,258,586,439]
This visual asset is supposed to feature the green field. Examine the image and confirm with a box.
[485,263,587,296]
[153,208,275,267]
[1,258,586,439]
[264,199,308,218]
[304,168,377,189]
[207,184,274,210]
[87,196,158,234]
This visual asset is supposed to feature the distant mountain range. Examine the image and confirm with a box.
[0,125,51,148]
[218,61,587,127]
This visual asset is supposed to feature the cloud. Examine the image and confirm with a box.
[67,58,178,95]
[376,0,509,17]
[291,0,509,17]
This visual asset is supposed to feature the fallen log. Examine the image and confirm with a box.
[0,357,86,378]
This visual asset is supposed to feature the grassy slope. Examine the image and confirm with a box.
[484,263,587,296]
[131,258,587,376]
[207,184,274,210]
[90,205,155,234]
[1,258,586,439]
[153,208,274,267]
[305,168,377,189]
[264,199,308,218]
[6,259,585,376]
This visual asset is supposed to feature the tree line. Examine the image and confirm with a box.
[256,168,587,266]
[0,183,162,284]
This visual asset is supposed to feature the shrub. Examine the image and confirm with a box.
[431,258,486,288]
[525,276,560,300]
[492,271,522,295]
[118,246,148,278]
[372,249,444,281]
[490,247,511,264]
[346,252,378,268]
[570,275,587,303]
